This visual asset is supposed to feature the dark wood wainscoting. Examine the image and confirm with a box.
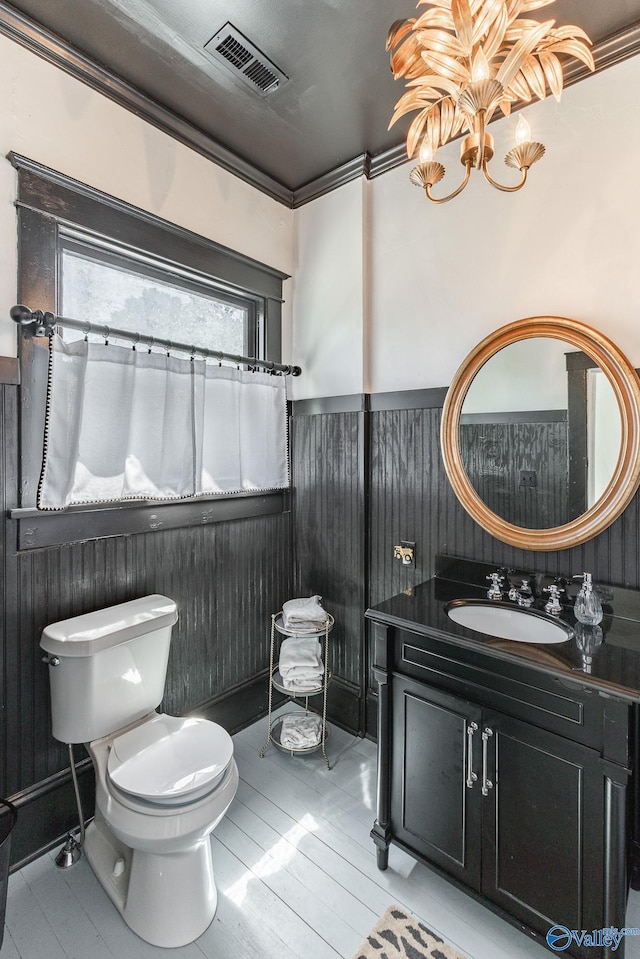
[292,392,640,740]
[289,407,367,733]
[4,377,640,866]
[0,380,293,867]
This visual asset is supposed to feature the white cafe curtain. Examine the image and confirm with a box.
[37,334,289,509]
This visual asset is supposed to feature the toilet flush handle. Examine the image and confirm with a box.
[42,654,61,667]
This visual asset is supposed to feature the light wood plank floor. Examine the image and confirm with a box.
[4,709,640,959]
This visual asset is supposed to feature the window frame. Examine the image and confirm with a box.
[58,230,261,360]
[10,153,290,549]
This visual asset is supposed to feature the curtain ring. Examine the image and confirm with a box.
[166,339,172,358]
[132,332,140,351]
[190,345,196,363]
[83,320,91,343]
[147,336,154,354]
[104,325,110,346]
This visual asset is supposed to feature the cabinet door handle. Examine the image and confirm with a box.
[481,727,494,796]
[466,721,478,788]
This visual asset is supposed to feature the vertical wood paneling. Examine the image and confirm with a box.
[369,404,640,594]
[290,412,366,692]
[3,381,640,861]
[460,421,568,529]
[0,382,293,810]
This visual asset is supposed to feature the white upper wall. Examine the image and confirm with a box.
[291,178,366,399]
[1,29,639,399]
[291,54,640,397]
[0,33,294,358]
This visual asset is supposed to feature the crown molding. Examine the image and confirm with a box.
[1,2,639,209]
[291,154,371,208]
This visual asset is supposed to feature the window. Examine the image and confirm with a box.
[11,153,290,547]
[59,233,257,357]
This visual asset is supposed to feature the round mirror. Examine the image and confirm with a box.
[441,317,640,550]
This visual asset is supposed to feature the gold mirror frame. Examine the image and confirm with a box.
[441,316,640,550]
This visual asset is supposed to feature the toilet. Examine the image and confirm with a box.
[40,594,239,948]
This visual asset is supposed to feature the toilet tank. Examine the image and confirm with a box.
[40,595,178,744]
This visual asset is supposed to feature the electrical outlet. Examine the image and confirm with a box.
[393,541,416,566]
[519,470,537,488]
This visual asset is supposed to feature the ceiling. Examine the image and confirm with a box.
[3,0,640,202]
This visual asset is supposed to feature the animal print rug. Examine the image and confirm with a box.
[353,905,469,959]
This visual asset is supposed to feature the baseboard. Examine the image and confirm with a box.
[7,672,359,870]
[8,676,277,870]
[193,670,287,734]
[8,759,96,871]
[326,676,362,735]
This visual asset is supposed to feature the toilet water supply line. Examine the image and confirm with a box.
[56,743,86,868]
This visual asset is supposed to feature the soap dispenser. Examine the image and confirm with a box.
[573,572,603,626]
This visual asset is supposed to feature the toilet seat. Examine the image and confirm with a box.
[107,714,234,808]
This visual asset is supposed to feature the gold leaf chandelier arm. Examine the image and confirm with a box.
[496,19,555,89]
[406,106,434,156]
[482,159,528,192]
[391,39,427,79]
[439,95,456,144]
[416,28,466,58]
[505,0,526,17]
[543,39,595,72]
[521,54,547,100]
[482,5,509,61]
[389,89,442,128]
[505,71,534,101]
[422,48,471,84]
[471,0,508,49]
[547,24,593,44]
[386,18,416,51]
[538,50,563,100]
[503,19,551,40]
[520,0,558,10]
[451,0,474,50]
[425,162,473,203]
[498,96,513,116]
[415,8,456,31]
[405,74,462,96]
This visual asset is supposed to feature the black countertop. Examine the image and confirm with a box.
[365,567,640,703]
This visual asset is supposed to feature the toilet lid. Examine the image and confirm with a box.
[107,714,233,804]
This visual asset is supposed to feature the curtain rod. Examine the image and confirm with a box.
[10,304,301,376]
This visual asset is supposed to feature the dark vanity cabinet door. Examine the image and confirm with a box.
[480,712,605,948]
[391,676,608,956]
[391,676,483,889]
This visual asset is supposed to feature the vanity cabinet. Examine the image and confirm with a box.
[370,618,632,959]
[392,675,605,941]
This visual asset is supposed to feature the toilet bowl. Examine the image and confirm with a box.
[40,595,239,948]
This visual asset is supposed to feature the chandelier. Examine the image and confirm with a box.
[387,0,594,203]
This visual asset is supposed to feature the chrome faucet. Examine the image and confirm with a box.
[486,571,505,600]
[516,578,535,607]
[543,583,564,615]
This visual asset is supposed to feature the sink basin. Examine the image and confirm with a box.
[445,600,574,645]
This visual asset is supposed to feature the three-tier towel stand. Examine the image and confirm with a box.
[259,611,333,769]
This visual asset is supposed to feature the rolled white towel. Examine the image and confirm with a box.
[282,675,324,692]
[282,595,328,630]
[279,636,323,674]
[280,666,324,682]
[282,621,327,635]
[279,714,322,749]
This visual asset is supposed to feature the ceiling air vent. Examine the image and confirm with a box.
[204,23,288,98]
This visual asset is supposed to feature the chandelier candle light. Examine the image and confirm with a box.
[387,0,594,203]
